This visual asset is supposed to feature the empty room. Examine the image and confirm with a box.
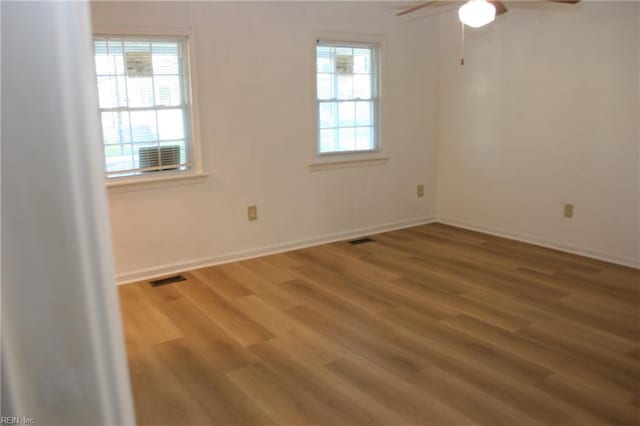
[2,0,639,425]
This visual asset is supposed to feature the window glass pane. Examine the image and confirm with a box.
[319,102,337,129]
[124,42,152,78]
[97,76,127,108]
[316,46,333,73]
[337,128,355,152]
[105,143,133,159]
[338,102,355,127]
[320,129,336,153]
[353,48,371,74]
[105,143,134,174]
[106,39,125,75]
[337,75,353,99]
[152,42,180,75]
[354,74,371,99]
[154,76,182,106]
[129,110,158,143]
[335,47,352,56]
[152,42,180,74]
[101,111,131,144]
[157,109,184,141]
[335,48,353,74]
[355,101,372,126]
[124,41,151,54]
[127,77,154,108]
[94,40,111,75]
[317,73,333,100]
[95,39,125,76]
[355,127,374,151]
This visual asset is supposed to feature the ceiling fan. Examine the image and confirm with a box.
[397,0,580,28]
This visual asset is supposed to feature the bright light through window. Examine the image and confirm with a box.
[93,36,193,178]
[316,41,379,155]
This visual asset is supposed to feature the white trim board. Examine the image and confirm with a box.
[116,216,437,285]
[437,216,640,269]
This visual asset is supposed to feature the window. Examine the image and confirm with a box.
[316,41,379,155]
[93,35,197,179]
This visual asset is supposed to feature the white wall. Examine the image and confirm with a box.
[436,1,640,266]
[2,1,134,423]
[91,1,439,282]
[93,1,640,278]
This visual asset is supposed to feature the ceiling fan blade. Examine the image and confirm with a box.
[396,1,440,17]
[490,1,508,16]
[548,0,580,3]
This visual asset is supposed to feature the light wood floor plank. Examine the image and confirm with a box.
[118,223,640,425]
[324,356,479,425]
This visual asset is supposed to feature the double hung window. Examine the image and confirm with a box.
[316,41,380,155]
[93,35,195,179]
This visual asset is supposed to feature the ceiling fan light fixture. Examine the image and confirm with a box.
[458,0,496,28]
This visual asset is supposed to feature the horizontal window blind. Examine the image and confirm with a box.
[316,41,379,154]
[94,36,192,178]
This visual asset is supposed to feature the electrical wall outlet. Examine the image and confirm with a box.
[563,203,574,218]
[248,205,258,221]
[417,184,424,198]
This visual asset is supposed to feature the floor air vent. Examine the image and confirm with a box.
[149,275,187,287]
[348,237,375,245]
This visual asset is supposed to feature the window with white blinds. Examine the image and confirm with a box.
[316,41,379,155]
[93,36,193,178]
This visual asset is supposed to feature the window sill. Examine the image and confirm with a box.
[309,155,389,172]
[106,171,208,193]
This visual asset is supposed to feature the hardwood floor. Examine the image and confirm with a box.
[118,223,640,425]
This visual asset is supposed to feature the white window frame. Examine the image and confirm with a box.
[311,33,388,171]
[93,26,206,189]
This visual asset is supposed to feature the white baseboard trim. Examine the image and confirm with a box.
[437,216,640,269]
[116,216,437,285]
